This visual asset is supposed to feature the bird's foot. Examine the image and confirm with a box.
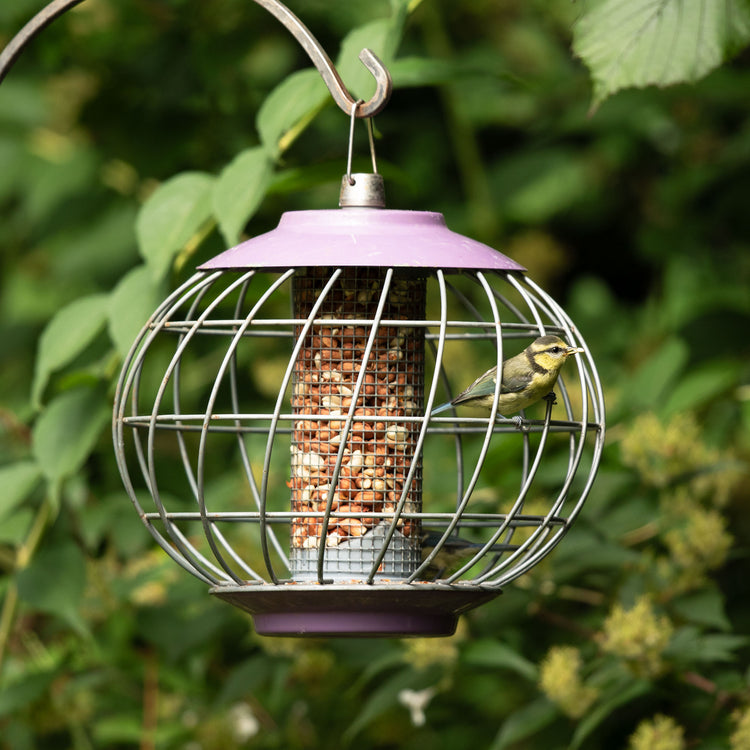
[501,415,527,432]
[544,391,558,406]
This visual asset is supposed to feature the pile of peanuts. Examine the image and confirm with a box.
[289,268,425,557]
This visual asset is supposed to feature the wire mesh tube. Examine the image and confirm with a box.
[290,268,426,580]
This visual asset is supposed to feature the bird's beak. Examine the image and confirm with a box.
[566,345,585,356]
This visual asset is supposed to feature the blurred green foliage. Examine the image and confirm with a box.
[1,1,749,748]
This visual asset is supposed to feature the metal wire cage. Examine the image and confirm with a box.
[113,207,605,636]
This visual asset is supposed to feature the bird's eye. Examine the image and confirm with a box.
[550,346,562,354]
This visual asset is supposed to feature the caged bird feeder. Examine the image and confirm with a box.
[4,0,605,637]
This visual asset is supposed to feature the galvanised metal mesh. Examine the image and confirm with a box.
[290,268,425,580]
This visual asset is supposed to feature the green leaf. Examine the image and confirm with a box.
[390,56,480,87]
[491,149,592,223]
[574,0,750,109]
[0,670,58,718]
[599,495,654,539]
[390,0,421,13]
[93,715,185,745]
[31,293,108,407]
[45,204,138,279]
[217,657,275,706]
[107,265,164,358]
[667,626,748,664]
[462,639,538,682]
[671,586,731,631]
[570,678,651,750]
[0,461,42,522]
[16,542,89,635]
[698,634,750,663]
[0,77,48,129]
[135,595,228,662]
[136,172,215,281]
[622,336,689,414]
[343,667,436,743]
[213,147,273,246]
[0,510,34,545]
[256,69,329,159]
[663,360,743,415]
[544,529,639,581]
[489,697,558,750]
[31,386,110,490]
[345,649,406,696]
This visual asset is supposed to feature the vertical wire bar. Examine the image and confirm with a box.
[476,276,605,586]
[409,271,505,580]
[171,272,266,583]
[425,335,465,512]
[514,278,586,489]
[229,275,290,573]
[127,274,222,555]
[467,396,558,584]
[115,271,225,584]
[169,276,261,582]
[524,276,605,427]
[260,268,344,583]
[197,269,296,583]
[146,272,258,583]
[365,272,435,582]
[443,273,558,583]
[406,271,449,580]
[440,275,495,514]
[446,273,581,583]
[312,269,395,583]
[475,271,538,552]
[521,278,606,523]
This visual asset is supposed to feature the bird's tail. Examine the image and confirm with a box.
[430,401,454,416]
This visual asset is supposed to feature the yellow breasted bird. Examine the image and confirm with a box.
[431,335,583,423]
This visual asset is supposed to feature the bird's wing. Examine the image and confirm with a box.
[451,368,498,404]
[499,368,533,394]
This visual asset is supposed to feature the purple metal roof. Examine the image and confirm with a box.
[198,208,526,272]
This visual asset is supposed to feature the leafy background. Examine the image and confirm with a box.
[1,0,750,748]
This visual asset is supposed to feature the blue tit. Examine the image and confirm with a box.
[420,530,514,578]
[431,335,583,422]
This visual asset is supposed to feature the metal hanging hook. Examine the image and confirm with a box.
[0,0,86,86]
[0,0,393,118]
[255,0,392,118]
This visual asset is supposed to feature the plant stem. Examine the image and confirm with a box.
[0,499,51,677]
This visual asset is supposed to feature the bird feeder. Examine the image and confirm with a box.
[3,0,605,637]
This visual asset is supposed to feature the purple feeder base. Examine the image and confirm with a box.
[210,583,502,637]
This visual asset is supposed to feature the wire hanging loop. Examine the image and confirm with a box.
[345,104,380,185]
[0,0,393,120]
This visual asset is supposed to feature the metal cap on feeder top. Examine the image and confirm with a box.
[339,171,386,208]
[198,173,526,273]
